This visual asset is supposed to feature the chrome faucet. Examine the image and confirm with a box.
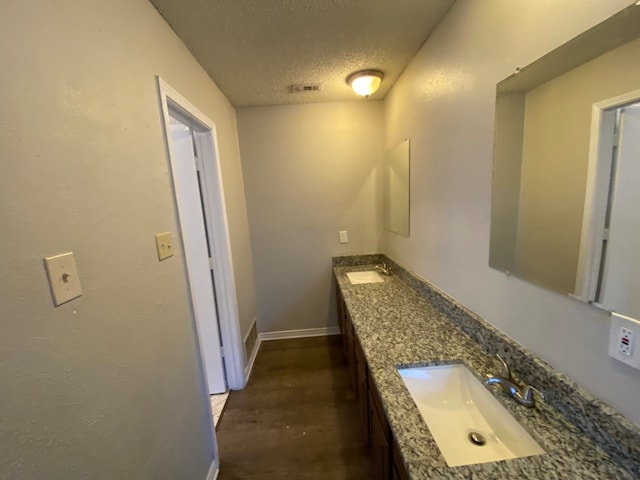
[485,354,544,408]
[374,263,392,275]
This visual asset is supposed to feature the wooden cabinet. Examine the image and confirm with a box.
[345,312,357,393]
[337,289,356,392]
[336,289,348,356]
[336,283,409,479]
[392,466,401,480]
[392,438,411,480]
[369,381,392,480]
[355,336,370,444]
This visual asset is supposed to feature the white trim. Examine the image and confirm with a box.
[164,107,226,393]
[575,88,640,302]
[156,77,246,391]
[574,106,615,301]
[258,326,341,341]
[206,459,219,480]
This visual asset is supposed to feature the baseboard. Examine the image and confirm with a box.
[258,326,340,341]
[206,458,219,480]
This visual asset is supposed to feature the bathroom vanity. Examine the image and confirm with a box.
[333,255,640,480]
[337,282,410,480]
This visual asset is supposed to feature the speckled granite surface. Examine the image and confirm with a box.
[333,253,387,267]
[333,256,640,480]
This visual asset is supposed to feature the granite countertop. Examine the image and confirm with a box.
[334,263,637,480]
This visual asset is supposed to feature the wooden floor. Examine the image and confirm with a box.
[216,335,373,480]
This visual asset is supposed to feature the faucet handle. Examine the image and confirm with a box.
[494,354,512,379]
[521,385,545,403]
[375,263,391,275]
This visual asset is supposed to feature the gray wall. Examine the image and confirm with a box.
[382,0,640,426]
[0,0,256,478]
[237,102,384,333]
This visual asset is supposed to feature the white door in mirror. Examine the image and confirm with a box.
[598,106,640,318]
[44,252,83,306]
[609,313,640,369]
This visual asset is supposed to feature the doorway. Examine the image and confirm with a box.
[595,102,640,317]
[576,90,640,320]
[157,78,246,395]
[167,109,226,393]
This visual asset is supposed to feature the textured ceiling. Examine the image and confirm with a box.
[150,0,455,107]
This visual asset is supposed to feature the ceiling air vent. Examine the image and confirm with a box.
[289,84,322,93]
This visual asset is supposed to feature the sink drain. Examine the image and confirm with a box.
[468,431,486,446]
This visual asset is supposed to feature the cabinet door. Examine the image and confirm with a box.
[336,288,345,335]
[392,466,401,480]
[336,288,352,370]
[336,289,346,347]
[345,314,357,393]
[392,438,410,480]
[355,337,370,445]
[369,391,391,480]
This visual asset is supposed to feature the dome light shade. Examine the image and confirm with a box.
[347,70,384,97]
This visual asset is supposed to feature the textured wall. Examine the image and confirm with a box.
[0,0,255,478]
[383,0,640,426]
[238,102,384,333]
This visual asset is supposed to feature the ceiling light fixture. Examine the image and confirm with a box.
[347,70,384,97]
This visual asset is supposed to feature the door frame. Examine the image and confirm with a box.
[156,77,246,390]
[574,88,640,305]
[166,107,226,393]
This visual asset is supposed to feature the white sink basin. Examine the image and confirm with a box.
[346,271,384,285]
[397,364,544,467]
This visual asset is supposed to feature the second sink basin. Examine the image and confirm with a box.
[346,271,384,284]
[397,364,544,467]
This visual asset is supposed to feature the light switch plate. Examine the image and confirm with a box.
[155,232,174,261]
[609,312,640,369]
[44,252,82,306]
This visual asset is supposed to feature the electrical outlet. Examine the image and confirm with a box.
[618,327,634,356]
[609,313,640,369]
[339,230,348,244]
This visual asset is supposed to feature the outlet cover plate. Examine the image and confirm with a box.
[44,252,82,306]
[609,312,640,369]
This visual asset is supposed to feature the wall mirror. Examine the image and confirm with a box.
[384,139,410,237]
[489,3,640,319]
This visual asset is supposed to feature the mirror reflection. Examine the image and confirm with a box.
[490,3,640,319]
[594,103,640,318]
[384,139,410,237]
